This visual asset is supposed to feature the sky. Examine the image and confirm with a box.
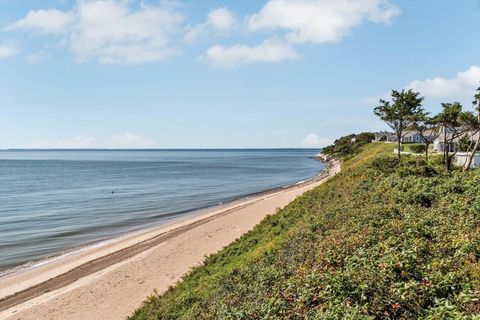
[0,0,479,149]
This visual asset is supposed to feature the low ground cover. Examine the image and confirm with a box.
[130,142,480,319]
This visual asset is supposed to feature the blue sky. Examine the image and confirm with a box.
[0,0,479,149]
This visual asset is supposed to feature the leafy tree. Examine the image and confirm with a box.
[374,89,424,158]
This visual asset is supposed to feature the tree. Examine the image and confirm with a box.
[434,102,469,170]
[410,111,440,161]
[462,86,480,171]
[374,89,424,158]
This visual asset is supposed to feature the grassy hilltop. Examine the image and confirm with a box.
[130,142,480,319]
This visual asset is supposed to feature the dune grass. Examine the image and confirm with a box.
[130,143,480,319]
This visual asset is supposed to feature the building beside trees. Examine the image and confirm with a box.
[373,86,480,170]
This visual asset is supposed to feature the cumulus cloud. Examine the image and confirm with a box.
[364,65,480,105]
[0,42,19,58]
[31,134,157,148]
[4,0,402,67]
[248,0,400,44]
[6,1,184,64]
[406,65,480,99]
[301,134,332,148]
[208,7,236,31]
[205,39,299,69]
[185,7,236,42]
[203,0,400,68]
[71,1,184,64]
[5,8,74,34]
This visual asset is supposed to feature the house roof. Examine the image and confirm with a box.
[402,130,421,138]
[435,131,479,143]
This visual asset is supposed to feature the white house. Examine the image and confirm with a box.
[433,133,458,152]
[401,131,423,143]
[433,130,479,153]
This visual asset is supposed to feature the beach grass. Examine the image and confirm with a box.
[130,142,480,319]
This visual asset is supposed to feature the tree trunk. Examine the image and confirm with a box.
[463,99,480,171]
[447,147,456,171]
[443,125,447,167]
[443,124,450,169]
[425,143,429,162]
[463,136,479,171]
[397,134,401,159]
[447,155,452,170]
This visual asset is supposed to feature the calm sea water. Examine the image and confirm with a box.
[0,149,323,272]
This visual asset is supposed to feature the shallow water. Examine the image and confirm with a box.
[0,149,323,271]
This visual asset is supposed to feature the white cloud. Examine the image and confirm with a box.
[364,65,480,105]
[4,0,401,67]
[248,0,400,44]
[71,1,184,64]
[301,134,332,148]
[201,0,399,68]
[406,65,480,99]
[5,9,74,34]
[31,134,157,148]
[185,7,236,42]
[0,42,19,58]
[6,1,184,64]
[208,7,236,31]
[205,39,299,69]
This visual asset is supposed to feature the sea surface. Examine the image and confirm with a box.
[0,149,324,272]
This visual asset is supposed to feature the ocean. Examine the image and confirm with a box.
[0,149,324,272]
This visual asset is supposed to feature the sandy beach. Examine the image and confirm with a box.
[0,155,340,320]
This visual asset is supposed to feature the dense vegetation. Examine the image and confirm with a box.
[402,143,427,154]
[321,132,374,159]
[130,143,480,319]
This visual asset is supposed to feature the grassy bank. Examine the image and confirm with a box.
[130,143,480,319]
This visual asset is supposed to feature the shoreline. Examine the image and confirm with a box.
[0,160,326,279]
[0,154,340,320]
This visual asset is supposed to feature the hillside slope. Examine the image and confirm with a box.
[130,143,480,319]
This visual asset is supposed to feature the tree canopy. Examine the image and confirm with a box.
[374,89,424,158]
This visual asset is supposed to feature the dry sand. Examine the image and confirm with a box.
[0,155,340,320]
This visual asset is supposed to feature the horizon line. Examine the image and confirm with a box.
[0,147,324,151]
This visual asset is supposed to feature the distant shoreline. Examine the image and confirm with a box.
[0,155,340,319]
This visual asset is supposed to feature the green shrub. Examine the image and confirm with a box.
[129,143,480,320]
[322,132,375,159]
[409,144,427,154]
